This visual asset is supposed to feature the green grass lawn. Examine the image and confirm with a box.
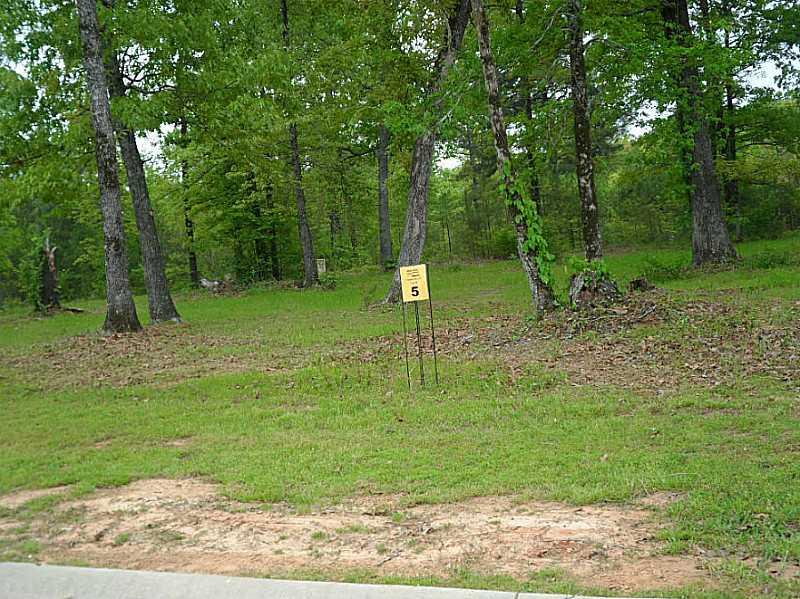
[1,237,799,598]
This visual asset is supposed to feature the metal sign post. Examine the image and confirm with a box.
[414,301,425,385]
[400,302,411,389]
[398,264,439,388]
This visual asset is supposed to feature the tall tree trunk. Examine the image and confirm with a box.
[105,50,180,323]
[252,208,269,281]
[384,0,471,303]
[724,82,741,240]
[233,235,247,282]
[663,0,737,265]
[179,117,200,287]
[674,101,695,208]
[344,180,357,254]
[265,180,281,279]
[282,0,318,287]
[442,192,452,257]
[246,171,270,280]
[289,123,318,286]
[377,123,393,268]
[567,0,602,260]
[697,0,722,154]
[76,0,141,333]
[472,0,555,311]
[720,5,741,241]
[338,171,357,255]
[514,0,543,216]
[524,95,543,213]
[463,128,476,233]
[385,131,436,302]
[329,210,341,251]
[464,126,486,257]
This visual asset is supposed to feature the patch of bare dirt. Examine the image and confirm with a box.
[635,492,685,508]
[0,485,71,509]
[161,437,193,448]
[591,556,709,594]
[0,519,23,533]
[12,479,717,591]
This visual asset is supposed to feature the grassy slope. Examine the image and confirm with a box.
[1,237,799,598]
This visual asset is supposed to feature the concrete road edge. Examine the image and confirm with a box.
[0,562,658,599]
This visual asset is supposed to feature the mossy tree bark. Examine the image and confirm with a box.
[377,123,393,269]
[514,1,544,218]
[384,0,471,303]
[282,0,318,287]
[265,180,281,280]
[567,0,602,261]
[662,0,738,266]
[178,117,200,287]
[40,238,60,311]
[76,0,141,333]
[472,0,556,311]
[103,29,181,323]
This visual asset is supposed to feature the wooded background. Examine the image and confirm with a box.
[0,0,798,322]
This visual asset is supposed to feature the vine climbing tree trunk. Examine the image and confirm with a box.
[472,0,555,311]
[523,94,543,214]
[377,123,393,268]
[105,47,181,323]
[282,0,318,287]
[514,0,543,217]
[662,0,738,266]
[384,0,471,303]
[76,0,141,333]
[567,0,602,261]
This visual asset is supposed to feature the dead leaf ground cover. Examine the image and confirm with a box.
[381,288,800,394]
[1,239,799,598]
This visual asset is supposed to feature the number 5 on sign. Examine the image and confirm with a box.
[400,264,429,302]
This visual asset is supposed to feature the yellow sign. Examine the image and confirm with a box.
[400,264,430,303]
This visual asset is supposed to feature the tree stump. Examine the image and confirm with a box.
[200,277,224,293]
[40,238,60,311]
[628,276,655,293]
[568,270,621,308]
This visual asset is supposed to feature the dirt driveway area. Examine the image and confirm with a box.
[1,479,711,594]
